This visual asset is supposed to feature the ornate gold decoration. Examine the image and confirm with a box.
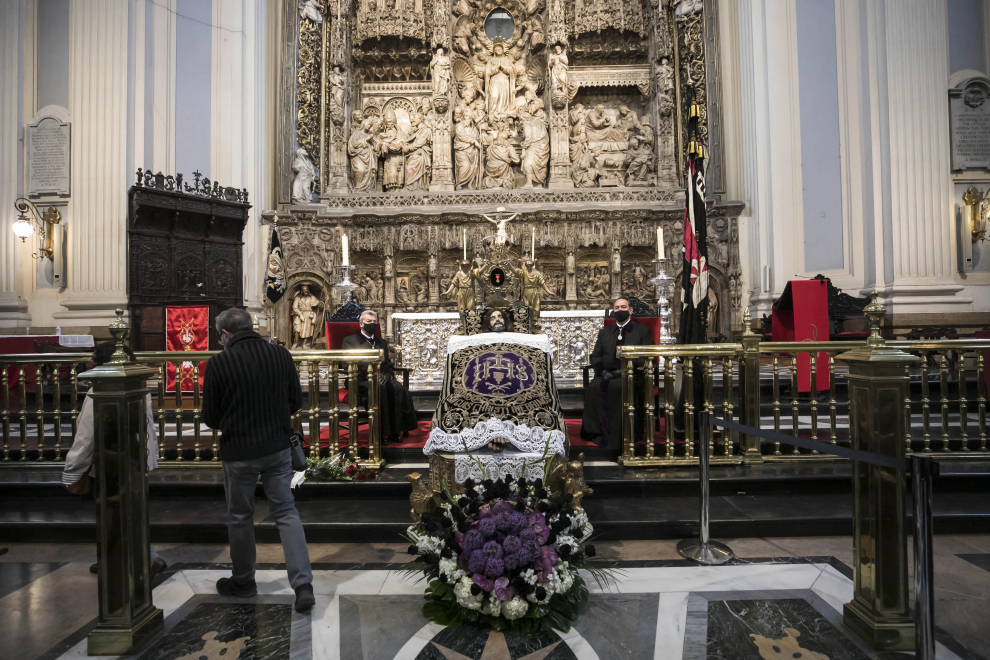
[563,452,593,509]
[297,15,323,180]
[407,471,436,520]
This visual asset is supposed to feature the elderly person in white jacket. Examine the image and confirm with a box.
[62,342,166,577]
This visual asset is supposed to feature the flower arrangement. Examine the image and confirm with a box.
[403,476,612,634]
[305,452,377,481]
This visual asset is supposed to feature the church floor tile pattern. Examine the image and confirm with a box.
[1,538,988,660]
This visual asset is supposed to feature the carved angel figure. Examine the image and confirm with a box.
[299,0,324,23]
[564,453,593,510]
[674,0,703,20]
[430,47,452,99]
[291,147,317,203]
[483,131,520,189]
[453,106,482,189]
[519,107,549,188]
[407,472,434,521]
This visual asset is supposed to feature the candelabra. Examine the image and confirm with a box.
[651,258,675,345]
[333,264,357,305]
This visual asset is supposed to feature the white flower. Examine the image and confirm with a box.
[569,509,589,532]
[416,535,445,555]
[439,557,466,582]
[519,568,539,586]
[481,593,502,617]
[454,576,483,611]
[552,562,575,593]
[502,596,529,620]
[554,533,580,558]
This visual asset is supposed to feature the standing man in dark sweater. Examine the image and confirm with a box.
[580,298,654,449]
[202,308,314,613]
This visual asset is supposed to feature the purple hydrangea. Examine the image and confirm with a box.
[461,529,484,551]
[507,511,527,531]
[485,557,505,578]
[494,513,512,532]
[478,518,497,538]
[482,540,503,559]
[502,535,521,555]
[468,549,487,574]
[518,527,536,543]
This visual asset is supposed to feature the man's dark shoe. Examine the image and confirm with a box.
[89,563,98,574]
[295,584,315,613]
[216,576,258,598]
[150,558,167,579]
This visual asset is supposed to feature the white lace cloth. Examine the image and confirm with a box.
[446,332,553,355]
[454,453,549,483]
[424,418,566,456]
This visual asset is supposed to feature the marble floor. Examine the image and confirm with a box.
[1,537,988,660]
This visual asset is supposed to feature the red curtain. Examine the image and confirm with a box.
[166,306,209,392]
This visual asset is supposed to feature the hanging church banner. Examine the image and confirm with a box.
[432,339,566,434]
[165,305,209,392]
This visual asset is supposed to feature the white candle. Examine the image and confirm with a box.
[342,234,349,266]
[531,227,535,258]
[463,228,467,261]
[657,226,665,260]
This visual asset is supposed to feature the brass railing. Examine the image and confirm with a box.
[617,327,990,467]
[0,349,384,468]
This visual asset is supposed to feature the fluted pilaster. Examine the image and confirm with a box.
[55,0,130,325]
[0,1,29,326]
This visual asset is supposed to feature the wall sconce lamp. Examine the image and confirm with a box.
[12,198,61,259]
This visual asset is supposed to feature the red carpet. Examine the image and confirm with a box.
[308,418,666,450]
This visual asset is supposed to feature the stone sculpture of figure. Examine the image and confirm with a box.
[430,47,451,99]
[348,112,380,192]
[481,212,517,246]
[611,249,621,274]
[625,125,656,186]
[519,107,550,188]
[413,276,428,302]
[483,131,520,189]
[674,0,703,21]
[444,261,479,313]
[428,254,438,279]
[328,66,346,125]
[396,279,411,303]
[566,250,576,292]
[524,14,545,51]
[632,262,647,291]
[291,284,320,349]
[484,41,516,122]
[514,259,555,319]
[372,272,384,302]
[569,104,587,178]
[656,57,674,93]
[384,255,393,277]
[299,0,324,22]
[616,105,639,135]
[379,109,405,192]
[586,104,627,151]
[402,113,433,191]
[573,146,601,188]
[548,45,568,105]
[291,147,317,203]
[453,106,482,189]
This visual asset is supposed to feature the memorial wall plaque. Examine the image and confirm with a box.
[950,76,990,171]
[27,116,71,197]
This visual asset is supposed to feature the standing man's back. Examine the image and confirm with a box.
[202,308,314,612]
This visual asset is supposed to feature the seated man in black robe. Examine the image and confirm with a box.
[580,298,654,449]
[341,310,418,444]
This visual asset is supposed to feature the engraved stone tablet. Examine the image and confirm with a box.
[27,116,71,197]
[950,76,990,171]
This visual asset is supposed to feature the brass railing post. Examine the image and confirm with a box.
[366,357,383,467]
[739,308,764,463]
[83,310,163,655]
[347,361,359,463]
[621,356,635,462]
[840,293,917,652]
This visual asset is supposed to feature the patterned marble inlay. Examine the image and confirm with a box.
[135,603,292,660]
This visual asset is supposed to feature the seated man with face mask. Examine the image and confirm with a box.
[341,310,419,444]
[580,298,654,449]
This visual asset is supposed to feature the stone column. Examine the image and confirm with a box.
[865,0,969,318]
[84,311,163,655]
[54,1,130,327]
[840,293,916,652]
[0,2,29,327]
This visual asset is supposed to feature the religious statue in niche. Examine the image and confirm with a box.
[484,130,520,188]
[430,47,452,100]
[548,44,569,109]
[379,109,406,192]
[299,0,324,22]
[519,103,549,188]
[484,41,517,123]
[328,66,346,126]
[625,118,656,186]
[291,147,317,203]
[291,283,321,349]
